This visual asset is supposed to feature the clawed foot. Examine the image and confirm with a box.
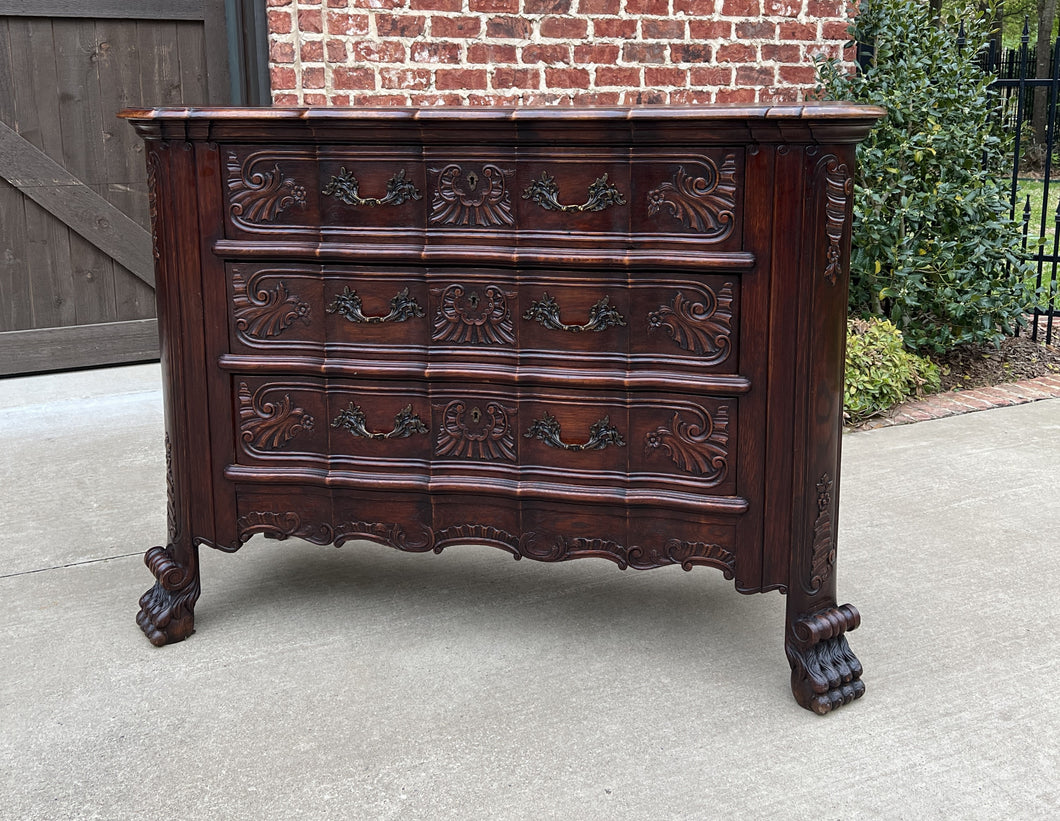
[787,603,865,715]
[136,546,200,646]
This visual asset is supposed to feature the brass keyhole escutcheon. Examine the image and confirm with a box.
[466,171,479,190]
[468,292,480,308]
[470,406,482,423]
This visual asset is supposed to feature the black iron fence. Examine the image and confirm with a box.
[982,30,1059,344]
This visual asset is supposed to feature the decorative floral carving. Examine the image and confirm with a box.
[232,271,310,340]
[435,400,517,462]
[525,412,626,452]
[806,473,836,594]
[238,382,314,450]
[237,511,335,545]
[647,282,734,363]
[331,402,428,440]
[523,293,626,333]
[627,539,736,576]
[433,284,515,345]
[645,405,729,483]
[146,148,163,260]
[522,171,627,213]
[163,434,177,542]
[227,152,306,224]
[326,286,424,324]
[430,163,515,227]
[647,157,738,239]
[322,166,421,207]
[820,156,852,286]
[788,604,864,715]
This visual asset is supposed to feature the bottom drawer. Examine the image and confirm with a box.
[232,376,739,495]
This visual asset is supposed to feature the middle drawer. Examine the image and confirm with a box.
[226,262,741,373]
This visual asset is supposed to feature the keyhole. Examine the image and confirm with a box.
[468,292,480,308]
[466,171,479,190]
[470,407,482,423]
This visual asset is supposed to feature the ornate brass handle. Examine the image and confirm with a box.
[322,167,421,207]
[326,286,424,324]
[331,403,428,440]
[523,293,626,333]
[524,412,626,452]
[522,171,626,213]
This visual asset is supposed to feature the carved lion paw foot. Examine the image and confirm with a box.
[787,603,865,715]
[136,546,200,646]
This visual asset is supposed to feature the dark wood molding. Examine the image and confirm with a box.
[0,120,154,287]
[0,0,206,20]
[0,319,158,375]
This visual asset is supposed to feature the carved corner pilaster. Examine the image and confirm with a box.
[136,545,200,647]
[785,603,864,715]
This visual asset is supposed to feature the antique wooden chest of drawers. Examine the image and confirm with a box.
[122,105,882,713]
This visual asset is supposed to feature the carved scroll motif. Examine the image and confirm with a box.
[322,167,421,207]
[331,402,428,441]
[805,473,836,594]
[525,413,626,452]
[523,293,626,333]
[232,271,310,340]
[647,283,734,363]
[627,539,736,576]
[647,156,738,240]
[227,152,306,224]
[146,148,163,260]
[326,286,424,324]
[238,382,314,450]
[645,405,729,483]
[164,434,178,542]
[820,156,852,286]
[788,603,865,715]
[522,171,627,213]
[433,284,515,345]
[237,511,335,545]
[435,400,517,462]
[430,163,515,227]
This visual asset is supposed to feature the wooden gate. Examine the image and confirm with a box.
[0,0,266,375]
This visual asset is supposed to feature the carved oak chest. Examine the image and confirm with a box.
[121,105,882,713]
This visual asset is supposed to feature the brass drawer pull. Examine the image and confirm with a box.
[322,167,421,207]
[523,293,626,333]
[524,412,625,452]
[326,286,424,324]
[331,403,428,441]
[522,171,626,213]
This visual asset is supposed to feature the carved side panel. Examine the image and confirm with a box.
[644,405,729,483]
[647,282,734,363]
[430,163,515,227]
[805,473,836,594]
[646,155,738,239]
[817,155,852,286]
[432,284,516,344]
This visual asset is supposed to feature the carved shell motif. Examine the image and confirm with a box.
[433,284,516,345]
[227,153,307,224]
[232,271,310,340]
[430,163,515,227]
[648,283,733,363]
[645,405,729,484]
[238,383,314,450]
[647,156,738,240]
[435,400,517,462]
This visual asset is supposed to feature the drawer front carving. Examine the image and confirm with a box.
[222,147,744,248]
[227,264,739,370]
[232,378,737,494]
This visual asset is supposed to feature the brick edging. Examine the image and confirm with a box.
[848,374,1060,432]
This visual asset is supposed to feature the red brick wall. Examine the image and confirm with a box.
[267,0,852,106]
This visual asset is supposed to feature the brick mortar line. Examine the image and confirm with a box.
[848,375,1060,432]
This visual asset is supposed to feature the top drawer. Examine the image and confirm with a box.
[220,145,744,251]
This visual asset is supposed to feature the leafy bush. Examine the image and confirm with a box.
[845,317,941,423]
[817,0,1036,353]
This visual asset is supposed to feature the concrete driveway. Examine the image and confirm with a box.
[2,364,1058,819]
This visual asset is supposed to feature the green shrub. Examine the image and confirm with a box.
[817,0,1036,353]
[845,317,941,423]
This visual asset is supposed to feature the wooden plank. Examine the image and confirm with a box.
[0,1,205,21]
[176,20,209,105]
[0,176,29,331]
[202,0,232,104]
[0,120,154,286]
[0,318,158,375]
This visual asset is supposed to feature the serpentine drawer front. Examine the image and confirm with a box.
[121,104,883,714]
